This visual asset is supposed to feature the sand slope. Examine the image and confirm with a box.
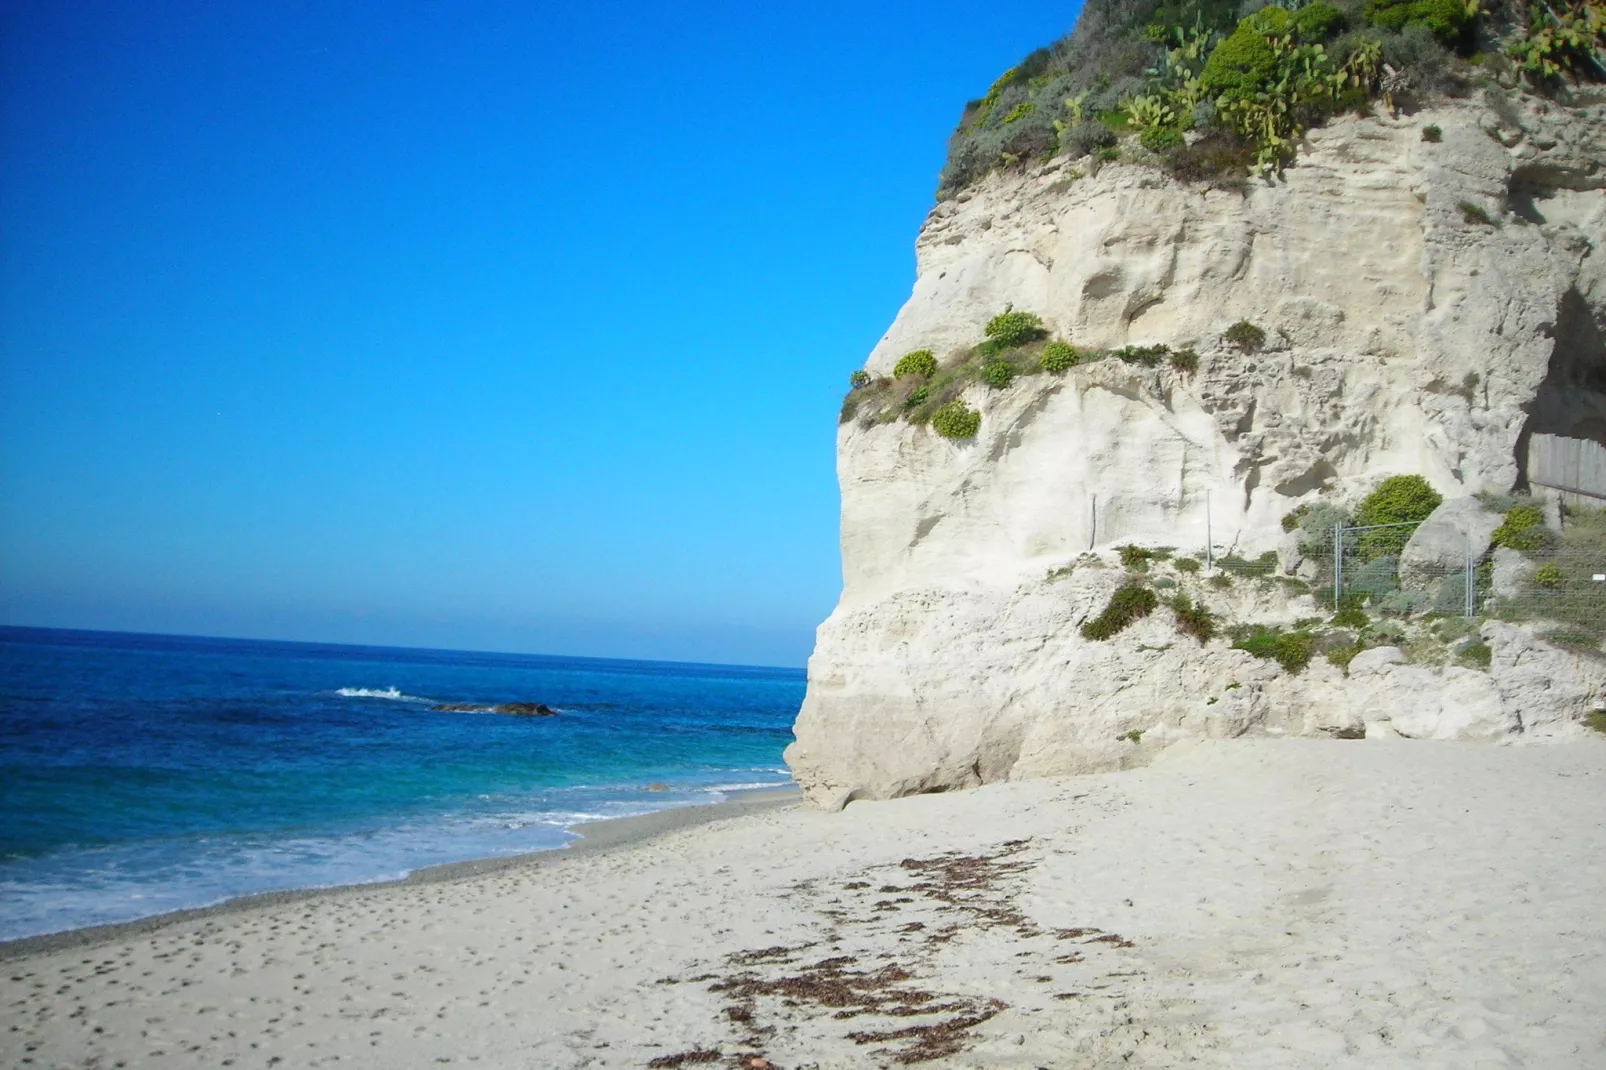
[4,738,1604,1068]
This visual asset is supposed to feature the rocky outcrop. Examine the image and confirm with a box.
[431,702,556,716]
[1398,496,1502,591]
[786,93,1606,809]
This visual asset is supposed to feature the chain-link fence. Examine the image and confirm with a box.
[1333,520,1478,619]
[1189,504,1606,647]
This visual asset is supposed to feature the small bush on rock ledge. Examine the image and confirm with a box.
[1490,504,1548,552]
[1171,595,1218,643]
[1223,321,1266,351]
[931,400,981,440]
[983,308,1046,349]
[1081,583,1158,640]
[893,349,938,379]
[848,369,871,389]
[983,360,1016,388]
[1232,625,1314,673]
[1039,341,1079,372]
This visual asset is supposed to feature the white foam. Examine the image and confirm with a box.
[698,779,794,793]
[335,687,430,702]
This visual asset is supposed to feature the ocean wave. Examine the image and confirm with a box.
[335,687,431,702]
[699,779,795,793]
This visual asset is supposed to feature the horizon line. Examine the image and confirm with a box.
[0,623,806,674]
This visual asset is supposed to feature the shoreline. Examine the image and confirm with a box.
[0,785,800,961]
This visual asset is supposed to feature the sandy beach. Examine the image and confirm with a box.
[4,737,1604,1069]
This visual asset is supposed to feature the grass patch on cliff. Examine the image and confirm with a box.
[1170,594,1217,643]
[1231,624,1314,673]
[1082,583,1158,640]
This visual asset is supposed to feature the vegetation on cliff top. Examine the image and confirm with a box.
[938,0,1605,195]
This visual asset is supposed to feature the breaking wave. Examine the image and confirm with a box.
[335,687,430,702]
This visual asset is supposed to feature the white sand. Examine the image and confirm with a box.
[4,738,1605,1068]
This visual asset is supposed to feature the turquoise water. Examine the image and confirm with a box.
[0,627,802,940]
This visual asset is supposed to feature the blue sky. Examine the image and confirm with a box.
[0,0,1080,667]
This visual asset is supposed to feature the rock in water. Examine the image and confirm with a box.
[786,96,1606,810]
[430,702,556,716]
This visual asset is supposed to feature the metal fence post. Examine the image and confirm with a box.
[1333,523,1343,609]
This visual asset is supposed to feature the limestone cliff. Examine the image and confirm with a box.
[786,93,1606,810]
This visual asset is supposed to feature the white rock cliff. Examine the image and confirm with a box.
[786,93,1606,810]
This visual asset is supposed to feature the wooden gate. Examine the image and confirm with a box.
[1528,432,1606,506]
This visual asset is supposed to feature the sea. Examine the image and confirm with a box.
[0,626,803,942]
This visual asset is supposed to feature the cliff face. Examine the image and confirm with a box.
[786,93,1606,810]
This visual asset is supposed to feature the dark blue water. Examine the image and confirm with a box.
[0,627,802,940]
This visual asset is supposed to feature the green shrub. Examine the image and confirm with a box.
[1356,474,1441,527]
[1140,125,1186,151]
[1208,572,1234,589]
[1060,119,1118,160]
[1169,347,1200,374]
[983,361,1016,388]
[1348,554,1402,602]
[1001,100,1035,124]
[840,392,862,424]
[1458,201,1496,226]
[931,400,981,439]
[1355,475,1442,557]
[1365,618,1407,644]
[1490,505,1547,552]
[1296,501,1354,556]
[1534,563,1563,588]
[1282,504,1310,532]
[1505,0,1606,86]
[893,349,938,379]
[1171,594,1218,643]
[1378,588,1428,616]
[984,308,1046,349]
[1223,320,1265,351]
[1589,710,1606,735]
[1174,556,1202,573]
[1114,344,1169,366]
[1362,0,1470,42]
[1121,729,1145,744]
[1294,1,1348,40]
[1081,583,1159,640]
[1421,124,1442,142]
[1200,9,1292,101]
[1232,625,1315,673]
[1323,639,1366,672]
[903,385,930,410]
[1165,128,1257,188]
[1039,341,1079,372]
[1331,599,1370,628]
[849,369,871,389]
[1119,545,1157,572]
[1457,640,1492,667]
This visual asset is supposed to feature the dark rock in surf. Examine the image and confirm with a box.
[430,702,556,716]
[493,702,556,717]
